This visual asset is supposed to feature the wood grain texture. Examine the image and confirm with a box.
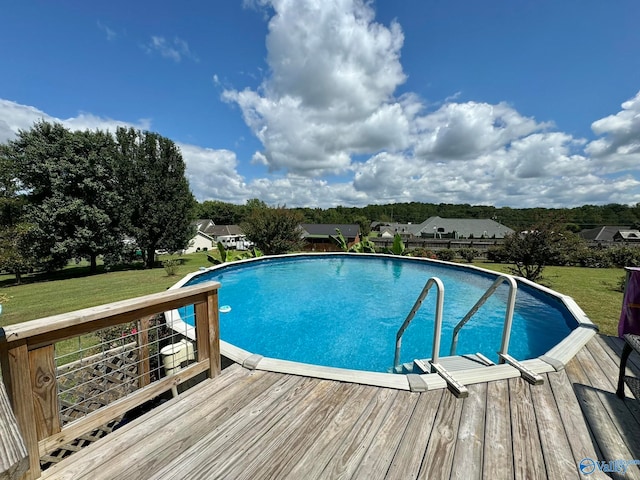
[508,377,545,480]
[29,345,60,440]
[0,380,28,480]
[18,336,640,480]
[483,379,514,480]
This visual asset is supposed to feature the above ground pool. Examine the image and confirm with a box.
[173,253,585,374]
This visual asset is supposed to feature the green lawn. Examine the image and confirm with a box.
[0,252,215,328]
[0,253,626,336]
[475,261,624,336]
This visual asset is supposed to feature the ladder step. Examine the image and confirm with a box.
[499,353,544,385]
[430,362,469,398]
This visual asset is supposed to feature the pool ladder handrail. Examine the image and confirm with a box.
[393,277,445,371]
[449,274,518,361]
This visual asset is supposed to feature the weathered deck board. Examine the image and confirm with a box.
[546,369,607,478]
[451,382,486,480]
[529,375,579,480]
[385,389,444,479]
[565,346,640,479]
[483,379,514,479]
[39,336,640,480]
[509,376,546,480]
[417,383,464,479]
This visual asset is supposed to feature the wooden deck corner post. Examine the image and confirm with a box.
[0,339,42,480]
[194,285,221,379]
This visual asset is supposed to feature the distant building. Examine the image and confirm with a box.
[578,226,639,243]
[374,216,513,239]
[185,220,251,253]
[613,230,640,243]
[299,224,361,251]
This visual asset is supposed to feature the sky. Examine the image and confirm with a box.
[1,0,640,210]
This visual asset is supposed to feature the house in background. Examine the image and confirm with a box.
[373,216,513,239]
[299,224,361,251]
[184,230,215,254]
[578,226,640,244]
[209,225,252,250]
[185,220,251,253]
[184,219,216,253]
[614,230,640,242]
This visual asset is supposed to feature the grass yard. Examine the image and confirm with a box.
[0,253,626,336]
[0,251,215,328]
[476,261,625,336]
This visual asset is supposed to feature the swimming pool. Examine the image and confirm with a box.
[171,253,591,374]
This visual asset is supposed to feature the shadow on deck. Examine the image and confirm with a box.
[38,335,640,480]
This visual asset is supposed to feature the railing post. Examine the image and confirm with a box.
[29,344,61,440]
[137,316,152,388]
[0,339,41,479]
[194,288,221,378]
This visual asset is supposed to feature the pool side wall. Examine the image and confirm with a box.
[165,252,598,391]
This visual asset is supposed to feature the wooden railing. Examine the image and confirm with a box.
[0,281,221,480]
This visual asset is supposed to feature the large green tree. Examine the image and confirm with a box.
[115,128,195,268]
[0,145,36,283]
[5,122,125,273]
[241,205,304,255]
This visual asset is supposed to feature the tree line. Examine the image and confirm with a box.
[0,121,194,282]
[196,200,640,234]
[2,120,639,284]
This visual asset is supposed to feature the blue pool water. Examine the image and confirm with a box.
[181,254,577,373]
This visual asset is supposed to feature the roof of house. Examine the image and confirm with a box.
[300,224,360,238]
[383,216,514,238]
[578,226,632,242]
[209,225,244,237]
[614,230,640,240]
[193,219,216,235]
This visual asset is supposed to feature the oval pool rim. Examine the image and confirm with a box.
[168,252,598,391]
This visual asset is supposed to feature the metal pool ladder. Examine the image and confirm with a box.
[450,274,518,358]
[394,274,543,397]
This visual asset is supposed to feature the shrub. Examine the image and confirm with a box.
[607,246,640,268]
[457,248,479,263]
[436,249,456,262]
[573,248,612,268]
[409,248,436,259]
[487,246,510,263]
[162,258,180,276]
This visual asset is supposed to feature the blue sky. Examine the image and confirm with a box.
[1,0,639,209]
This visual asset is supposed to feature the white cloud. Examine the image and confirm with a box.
[179,145,249,203]
[223,0,414,176]
[0,99,150,143]
[586,90,640,172]
[412,101,550,161]
[97,21,117,41]
[215,1,639,208]
[143,36,199,63]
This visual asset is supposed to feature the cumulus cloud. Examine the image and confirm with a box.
[179,145,249,203]
[143,36,199,63]
[0,99,150,143]
[586,90,640,172]
[412,101,550,161]
[2,0,640,210]
[223,0,414,175]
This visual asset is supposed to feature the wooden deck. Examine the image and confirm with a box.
[42,335,640,480]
